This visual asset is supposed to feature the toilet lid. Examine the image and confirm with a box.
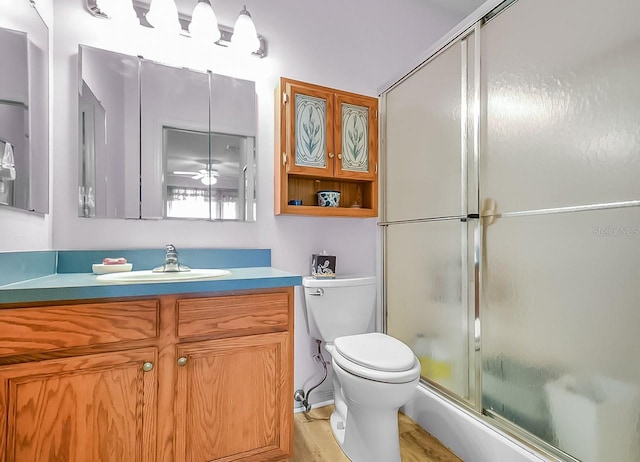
[334,332,416,372]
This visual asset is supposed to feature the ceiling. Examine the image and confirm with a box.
[168,0,488,28]
[425,0,487,15]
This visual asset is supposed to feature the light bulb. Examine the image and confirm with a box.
[146,0,181,33]
[189,0,221,42]
[231,5,260,54]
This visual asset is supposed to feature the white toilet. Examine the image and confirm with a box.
[302,275,421,462]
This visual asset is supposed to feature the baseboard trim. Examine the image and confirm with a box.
[294,398,335,413]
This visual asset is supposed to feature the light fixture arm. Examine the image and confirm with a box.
[86,0,109,18]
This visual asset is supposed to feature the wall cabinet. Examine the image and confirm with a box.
[0,288,294,462]
[275,77,379,217]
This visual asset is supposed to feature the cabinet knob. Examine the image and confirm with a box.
[337,153,342,160]
[328,152,334,158]
[142,362,154,372]
[177,357,188,367]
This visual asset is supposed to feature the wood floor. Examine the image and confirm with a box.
[288,405,462,462]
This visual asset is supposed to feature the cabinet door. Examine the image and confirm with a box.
[283,79,335,177]
[0,348,157,462]
[175,332,291,462]
[334,92,378,181]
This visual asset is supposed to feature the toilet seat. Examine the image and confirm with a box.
[332,333,421,384]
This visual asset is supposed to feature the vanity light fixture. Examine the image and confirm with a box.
[188,0,221,42]
[145,0,181,33]
[85,0,267,57]
[230,5,260,54]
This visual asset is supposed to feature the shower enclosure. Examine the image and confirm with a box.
[381,0,640,460]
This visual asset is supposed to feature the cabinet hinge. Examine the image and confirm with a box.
[282,152,287,166]
[375,163,378,174]
[375,110,378,119]
[282,92,289,105]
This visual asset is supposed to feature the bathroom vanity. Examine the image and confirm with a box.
[0,249,300,462]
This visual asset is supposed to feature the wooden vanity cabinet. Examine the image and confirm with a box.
[174,333,289,461]
[0,299,160,462]
[275,77,379,217]
[0,287,294,462]
[172,291,293,462]
[0,348,158,462]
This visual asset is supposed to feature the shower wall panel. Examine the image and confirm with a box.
[386,220,469,397]
[384,0,640,459]
[481,207,640,459]
[479,0,640,459]
[385,35,474,222]
[384,30,477,401]
[480,0,640,214]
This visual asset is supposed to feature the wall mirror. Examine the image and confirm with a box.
[78,45,257,222]
[0,3,49,214]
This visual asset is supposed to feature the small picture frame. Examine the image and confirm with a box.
[311,254,336,278]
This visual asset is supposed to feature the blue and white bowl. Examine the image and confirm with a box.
[317,190,341,207]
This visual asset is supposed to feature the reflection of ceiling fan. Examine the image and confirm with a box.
[172,168,219,185]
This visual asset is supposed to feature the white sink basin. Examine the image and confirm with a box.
[96,269,231,283]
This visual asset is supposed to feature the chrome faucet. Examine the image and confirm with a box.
[153,244,191,273]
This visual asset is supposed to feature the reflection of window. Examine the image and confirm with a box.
[166,187,239,220]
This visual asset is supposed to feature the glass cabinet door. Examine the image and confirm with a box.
[78,46,140,219]
[284,80,334,178]
[283,78,378,181]
[334,92,378,181]
[140,62,210,219]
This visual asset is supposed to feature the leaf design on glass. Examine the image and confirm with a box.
[347,117,364,160]
[302,108,321,156]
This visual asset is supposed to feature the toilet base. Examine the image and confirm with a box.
[329,401,403,462]
[328,359,420,462]
[329,410,346,446]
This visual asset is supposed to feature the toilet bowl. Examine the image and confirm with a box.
[302,275,420,462]
[326,333,421,462]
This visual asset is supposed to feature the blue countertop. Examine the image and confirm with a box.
[0,249,301,304]
[0,267,301,304]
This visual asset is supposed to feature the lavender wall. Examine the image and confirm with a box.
[50,0,463,397]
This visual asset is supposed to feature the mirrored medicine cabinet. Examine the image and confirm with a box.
[0,3,49,214]
[78,45,257,222]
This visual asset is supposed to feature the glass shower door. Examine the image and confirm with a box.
[384,31,477,400]
[479,0,640,460]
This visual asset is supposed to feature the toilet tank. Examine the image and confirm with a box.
[302,275,376,342]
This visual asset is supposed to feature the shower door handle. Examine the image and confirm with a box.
[309,288,324,296]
